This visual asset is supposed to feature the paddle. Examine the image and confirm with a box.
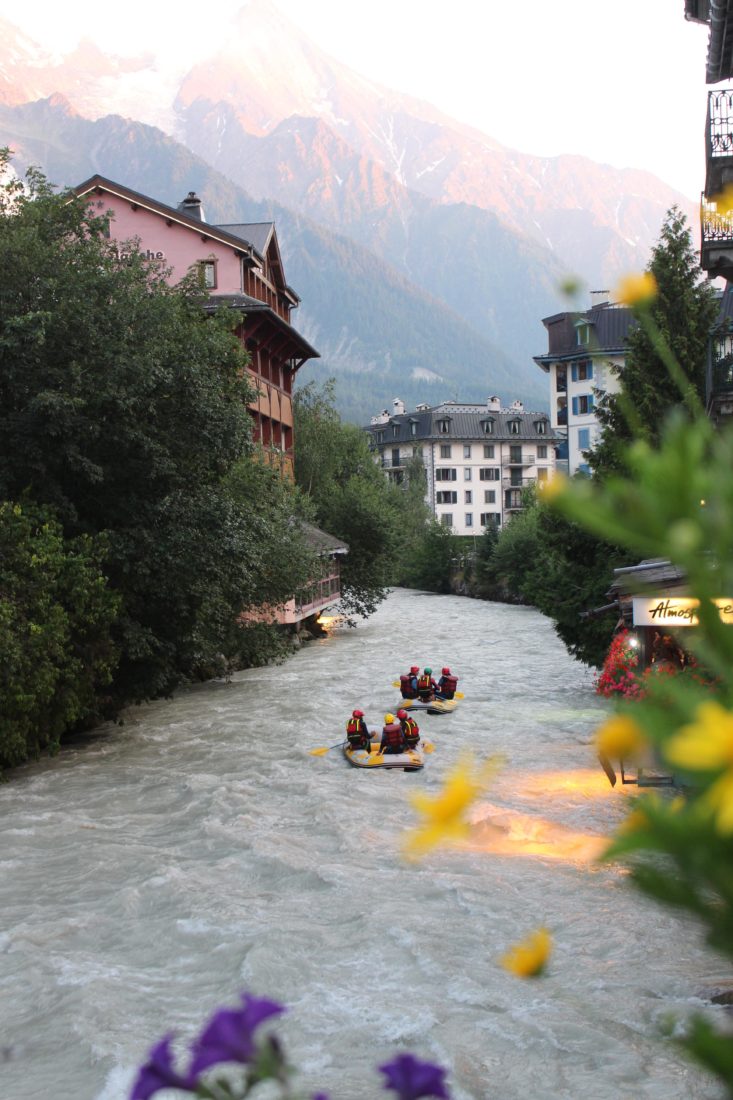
[309,741,346,756]
[391,680,464,699]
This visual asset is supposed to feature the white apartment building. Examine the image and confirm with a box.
[533,293,635,475]
[364,397,560,534]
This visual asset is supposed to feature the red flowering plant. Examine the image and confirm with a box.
[595,629,642,699]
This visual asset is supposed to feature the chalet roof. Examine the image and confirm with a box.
[203,294,319,362]
[217,222,274,255]
[607,559,687,598]
[299,521,348,555]
[364,405,558,444]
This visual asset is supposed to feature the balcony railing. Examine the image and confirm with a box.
[504,453,535,466]
[706,90,733,197]
[701,195,733,278]
[501,476,534,487]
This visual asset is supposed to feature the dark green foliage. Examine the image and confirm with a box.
[293,380,405,617]
[0,153,318,732]
[0,501,119,769]
[402,521,459,594]
[588,207,718,476]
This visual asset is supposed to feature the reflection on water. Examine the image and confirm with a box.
[0,588,724,1100]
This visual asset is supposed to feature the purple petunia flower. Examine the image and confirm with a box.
[130,1035,198,1100]
[379,1053,450,1100]
[189,992,285,1076]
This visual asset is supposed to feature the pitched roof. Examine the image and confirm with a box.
[364,404,558,444]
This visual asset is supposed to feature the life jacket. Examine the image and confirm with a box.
[382,722,404,752]
[400,673,417,699]
[346,717,368,748]
[439,674,458,698]
[417,674,434,698]
[402,716,420,748]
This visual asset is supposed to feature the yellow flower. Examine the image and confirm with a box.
[614,271,658,307]
[666,701,733,771]
[500,927,552,978]
[537,472,567,502]
[595,714,645,760]
[402,754,499,858]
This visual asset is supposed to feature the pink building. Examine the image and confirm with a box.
[74,176,347,628]
[75,176,318,479]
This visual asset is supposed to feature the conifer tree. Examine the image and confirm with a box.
[588,206,718,476]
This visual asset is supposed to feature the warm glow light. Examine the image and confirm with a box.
[463,804,611,865]
[315,614,340,631]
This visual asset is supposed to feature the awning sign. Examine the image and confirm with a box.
[632,596,733,627]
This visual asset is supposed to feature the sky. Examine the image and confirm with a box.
[0,0,713,199]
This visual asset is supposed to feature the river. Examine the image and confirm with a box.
[0,589,726,1099]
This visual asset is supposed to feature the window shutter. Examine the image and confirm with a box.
[571,396,578,416]
[571,364,578,382]
[587,362,594,380]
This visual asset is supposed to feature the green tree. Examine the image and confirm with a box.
[588,206,718,476]
[0,154,313,703]
[293,380,403,617]
[403,520,458,594]
[0,501,119,770]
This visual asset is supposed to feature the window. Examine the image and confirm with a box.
[483,444,495,459]
[479,468,500,481]
[481,418,495,435]
[536,468,548,482]
[537,444,548,459]
[391,448,400,467]
[439,514,453,527]
[438,419,451,434]
[509,445,522,464]
[571,394,594,416]
[465,490,472,504]
[436,491,457,504]
[571,360,593,382]
[483,490,496,504]
[463,444,472,459]
[464,467,472,481]
[480,513,499,527]
[534,420,547,435]
[506,489,522,509]
[410,420,417,437]
[392,424,399,438]
[440,444,452,458]
[465,513,473,528]
[413,445,423,458]
[576,323,590,345]
[578,428,590,450]
[199,260,217,288]
[509,419,521,434]
[435,468,457,481]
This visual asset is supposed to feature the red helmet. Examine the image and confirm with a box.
[442,667,451,674]
[397,709,408,719]
[352,709,364,718]
[410,665,419,673]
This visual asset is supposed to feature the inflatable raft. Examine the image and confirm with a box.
[343,741,424,771]
[398,697,458,714]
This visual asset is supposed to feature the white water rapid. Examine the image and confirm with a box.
[0,589,727,1099]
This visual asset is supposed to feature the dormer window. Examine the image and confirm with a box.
[409,419,417,437]
[509,419,521,435]
[393,424,399,438]
[438,419,451,435]
[534,419,548,435]
[480,418,495,435]
[375,430,384,444]
[576,322,591,346]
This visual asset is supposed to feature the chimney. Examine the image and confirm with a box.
[486,396,501,411]
[393,398,405,416]
[179,191,206,222]
[589,289,609,308]
[510,400,524,411]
